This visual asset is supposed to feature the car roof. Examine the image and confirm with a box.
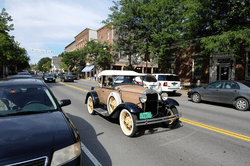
[98,70,147,77]
[0,79,45,86]
[7,75,33,79]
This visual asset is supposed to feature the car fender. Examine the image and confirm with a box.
[165,98,179,109]
[85,91,100,108]
[110,103,141,119]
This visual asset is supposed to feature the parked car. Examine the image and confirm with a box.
[60,74,75,82]
[85,70,181,137]
[68,73,78,80]
[134,75,162,93]
[43,73,56,83]
[153,73,181,94]
[187,80,250,111]
[0,79,81,165]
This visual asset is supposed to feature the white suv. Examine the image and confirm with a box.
[135,75,162,93]
[153,74,181,94]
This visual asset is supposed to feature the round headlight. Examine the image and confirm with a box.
[139,94,147,103]
[161,93,168,101]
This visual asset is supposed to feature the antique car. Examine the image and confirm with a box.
[85,70,181,137]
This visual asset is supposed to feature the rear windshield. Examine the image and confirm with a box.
[143,76,157,82]
[158,75,180,81]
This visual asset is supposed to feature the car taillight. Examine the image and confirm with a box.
[164,82,167,86]
[159,83,161,86]
[65,76,67,79]
[137,82,142,85]
[143,83,146,86]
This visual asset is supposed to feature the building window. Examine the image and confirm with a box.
[99,35,101,42]
[107,30,110,40]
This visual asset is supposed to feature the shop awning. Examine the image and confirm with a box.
[81,65,95,72]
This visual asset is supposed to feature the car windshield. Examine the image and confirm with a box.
[113,76,137,85]
[0,85,58,115]
[45,74,54,77]
[158,75,180,81]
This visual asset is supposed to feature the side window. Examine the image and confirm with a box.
[208,82,223,89]
[222,82,240,89]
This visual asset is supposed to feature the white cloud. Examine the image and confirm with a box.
[2,0,113,64]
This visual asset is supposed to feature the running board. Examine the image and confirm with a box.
[94,108,109,117]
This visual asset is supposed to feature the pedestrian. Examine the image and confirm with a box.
[94,74,97,81]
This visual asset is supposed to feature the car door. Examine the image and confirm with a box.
[201,81,223,102]
[218,81,240,104]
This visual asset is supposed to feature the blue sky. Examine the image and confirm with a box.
[0,0,114,64]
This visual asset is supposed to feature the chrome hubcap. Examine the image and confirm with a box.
[237,100,246,109]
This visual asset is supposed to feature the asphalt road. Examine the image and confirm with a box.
[41,76,250,166]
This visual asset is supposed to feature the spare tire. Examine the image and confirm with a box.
[107,92,122,114]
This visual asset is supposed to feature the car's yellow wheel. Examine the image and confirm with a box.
[119,109,138,137]
[108,96,117,113]
[162,107,179,129]
[87,96,95,115]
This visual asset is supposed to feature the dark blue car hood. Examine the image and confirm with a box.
[0,111,75,164]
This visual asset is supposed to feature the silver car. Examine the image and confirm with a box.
[187,80,250,111]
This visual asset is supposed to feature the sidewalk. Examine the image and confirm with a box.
[79,78,189,98]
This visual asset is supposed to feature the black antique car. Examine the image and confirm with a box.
[85,70,181,137]
[0,79,81,165]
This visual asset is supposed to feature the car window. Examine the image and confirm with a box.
[223,82,240,89]
[0,85,58,114]
[158,75,180,81]
[113,76,137,85]
[208,81,223,88]
[143,76,157,82]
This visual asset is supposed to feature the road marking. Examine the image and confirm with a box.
[59,82,250,142]
[81,142,102,166]
[180,118,250,142]
[58,82,89,92]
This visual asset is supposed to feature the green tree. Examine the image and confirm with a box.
[103,0,184,71]
[43,60,51,72]
[37,57,51,72]
[81,40,114,70]
[181,0,250,61]
[0,8,29,76]
[59,50,85,72]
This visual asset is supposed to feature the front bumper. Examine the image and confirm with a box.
[136,113,181,126]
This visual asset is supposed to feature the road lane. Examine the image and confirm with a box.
[46,79,250,166]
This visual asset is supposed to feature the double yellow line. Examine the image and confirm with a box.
[181,118,250,142]
[59,81,250,142]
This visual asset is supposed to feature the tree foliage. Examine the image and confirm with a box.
[103,0,250,71]
[81,40,114,70]
[59,49,86,71]
[37,57,51,72]
[182,0,250,59]
[0,8,30,76]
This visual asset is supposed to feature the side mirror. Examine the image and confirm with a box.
[60,99,71,107]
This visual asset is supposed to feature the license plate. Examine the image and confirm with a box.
[140,112,152,119]
[151,85,156,88]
